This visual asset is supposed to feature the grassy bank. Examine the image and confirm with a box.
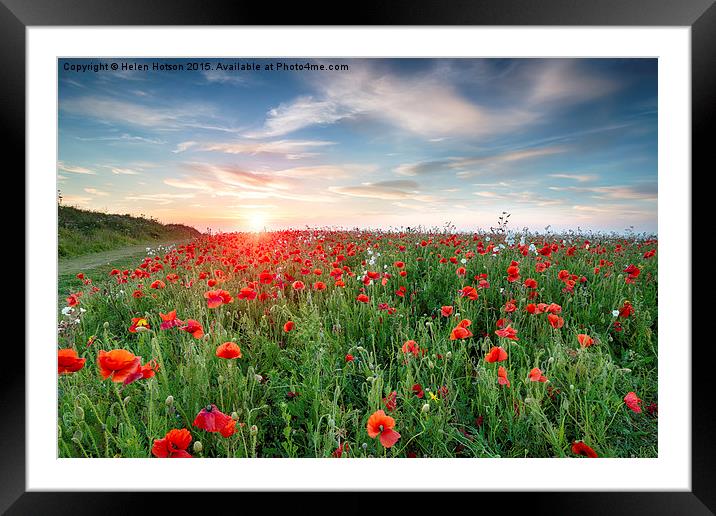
[58,205,201,259]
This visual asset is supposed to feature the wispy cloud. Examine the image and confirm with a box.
[60,96,231,132]
[76,133,165,144]
[548,173,598,182]
[329,179,438,202]
[57,161,96,175]
[396,145,568,177]
[108,167,141,176]
[526,60,619,106]
[84,188,110,196]
[124,193,196,205]
[172,141,198,153]
[178,139,335,160]
[548,184,657,201]
[248,63,536,139]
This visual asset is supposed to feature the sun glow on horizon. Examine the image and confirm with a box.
[247,213,267,232]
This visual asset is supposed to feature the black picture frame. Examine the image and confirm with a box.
[6,1,712,513]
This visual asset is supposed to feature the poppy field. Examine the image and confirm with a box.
[57,228,658,458]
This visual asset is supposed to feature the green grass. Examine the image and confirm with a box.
[58,205,201,259]
[57,229,658,458]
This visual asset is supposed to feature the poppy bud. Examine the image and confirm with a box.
[74,406,85,421]
[135,326,151,333]
[231,412,239,420]
[72,430,83,443]
[58,424,62,439]
[362,442,368,450]
[366,376,374,383]
[193,441,203,453]
[103,322,110,329]
[446,351,452,359]
[548,357,554,363]
[254,374,263,383]
[356,346,365,352]
[421,403,430,413]
[428,360,434,369]
[250,425,258,436]
[218,375,225,383]
[165,395,174,406]
[123,396,131,405]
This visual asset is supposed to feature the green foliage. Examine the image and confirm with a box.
[58,205,201,258]
[57,229,658,458]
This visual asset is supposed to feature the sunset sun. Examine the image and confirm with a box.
[247,213,266,232]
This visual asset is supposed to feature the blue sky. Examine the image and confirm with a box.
[58,58,657,233]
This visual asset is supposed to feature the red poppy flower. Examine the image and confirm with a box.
[548,314,564,329]
[128,317,150,333]
[345,354,355,362]
[159,309,183,330]
[58,348,86,374]
[497,366,510,387]
[151,428,193,458]
[545,303,562,314]
[139,359,160,379]
[238,287,257,300]
[577,334,594,348]
[259,271,275,284]
[412,383,424,398]
[440,305,454,317]
[150,280,165,289]
[366,410,401,448]
[624,391,643,413]
[283,321,295,333]
[484,346,508,363]
[356,294,370,303]
[383,391,397,412]
[401,340,420,357]
[193,404,236,437]
[529,367,548,382]
[571,441,598,458]
[292,280,305,290]
[204,289,233,308]
[450,319,473,340]
[458,286,478,301]
[216,342,242,359]
[97,349,141,383]
[181,319,204,339]
[313,281,327,291]
[332,442,350,458]
[525,303,541,315]
[619,301,635,318]
[523,278,538,289]
[495,325,519,341]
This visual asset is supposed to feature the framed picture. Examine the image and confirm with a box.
[8,0,710,512]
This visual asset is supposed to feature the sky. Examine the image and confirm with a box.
[58,58,657,234]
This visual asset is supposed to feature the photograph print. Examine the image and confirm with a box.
[57,57,658,459]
